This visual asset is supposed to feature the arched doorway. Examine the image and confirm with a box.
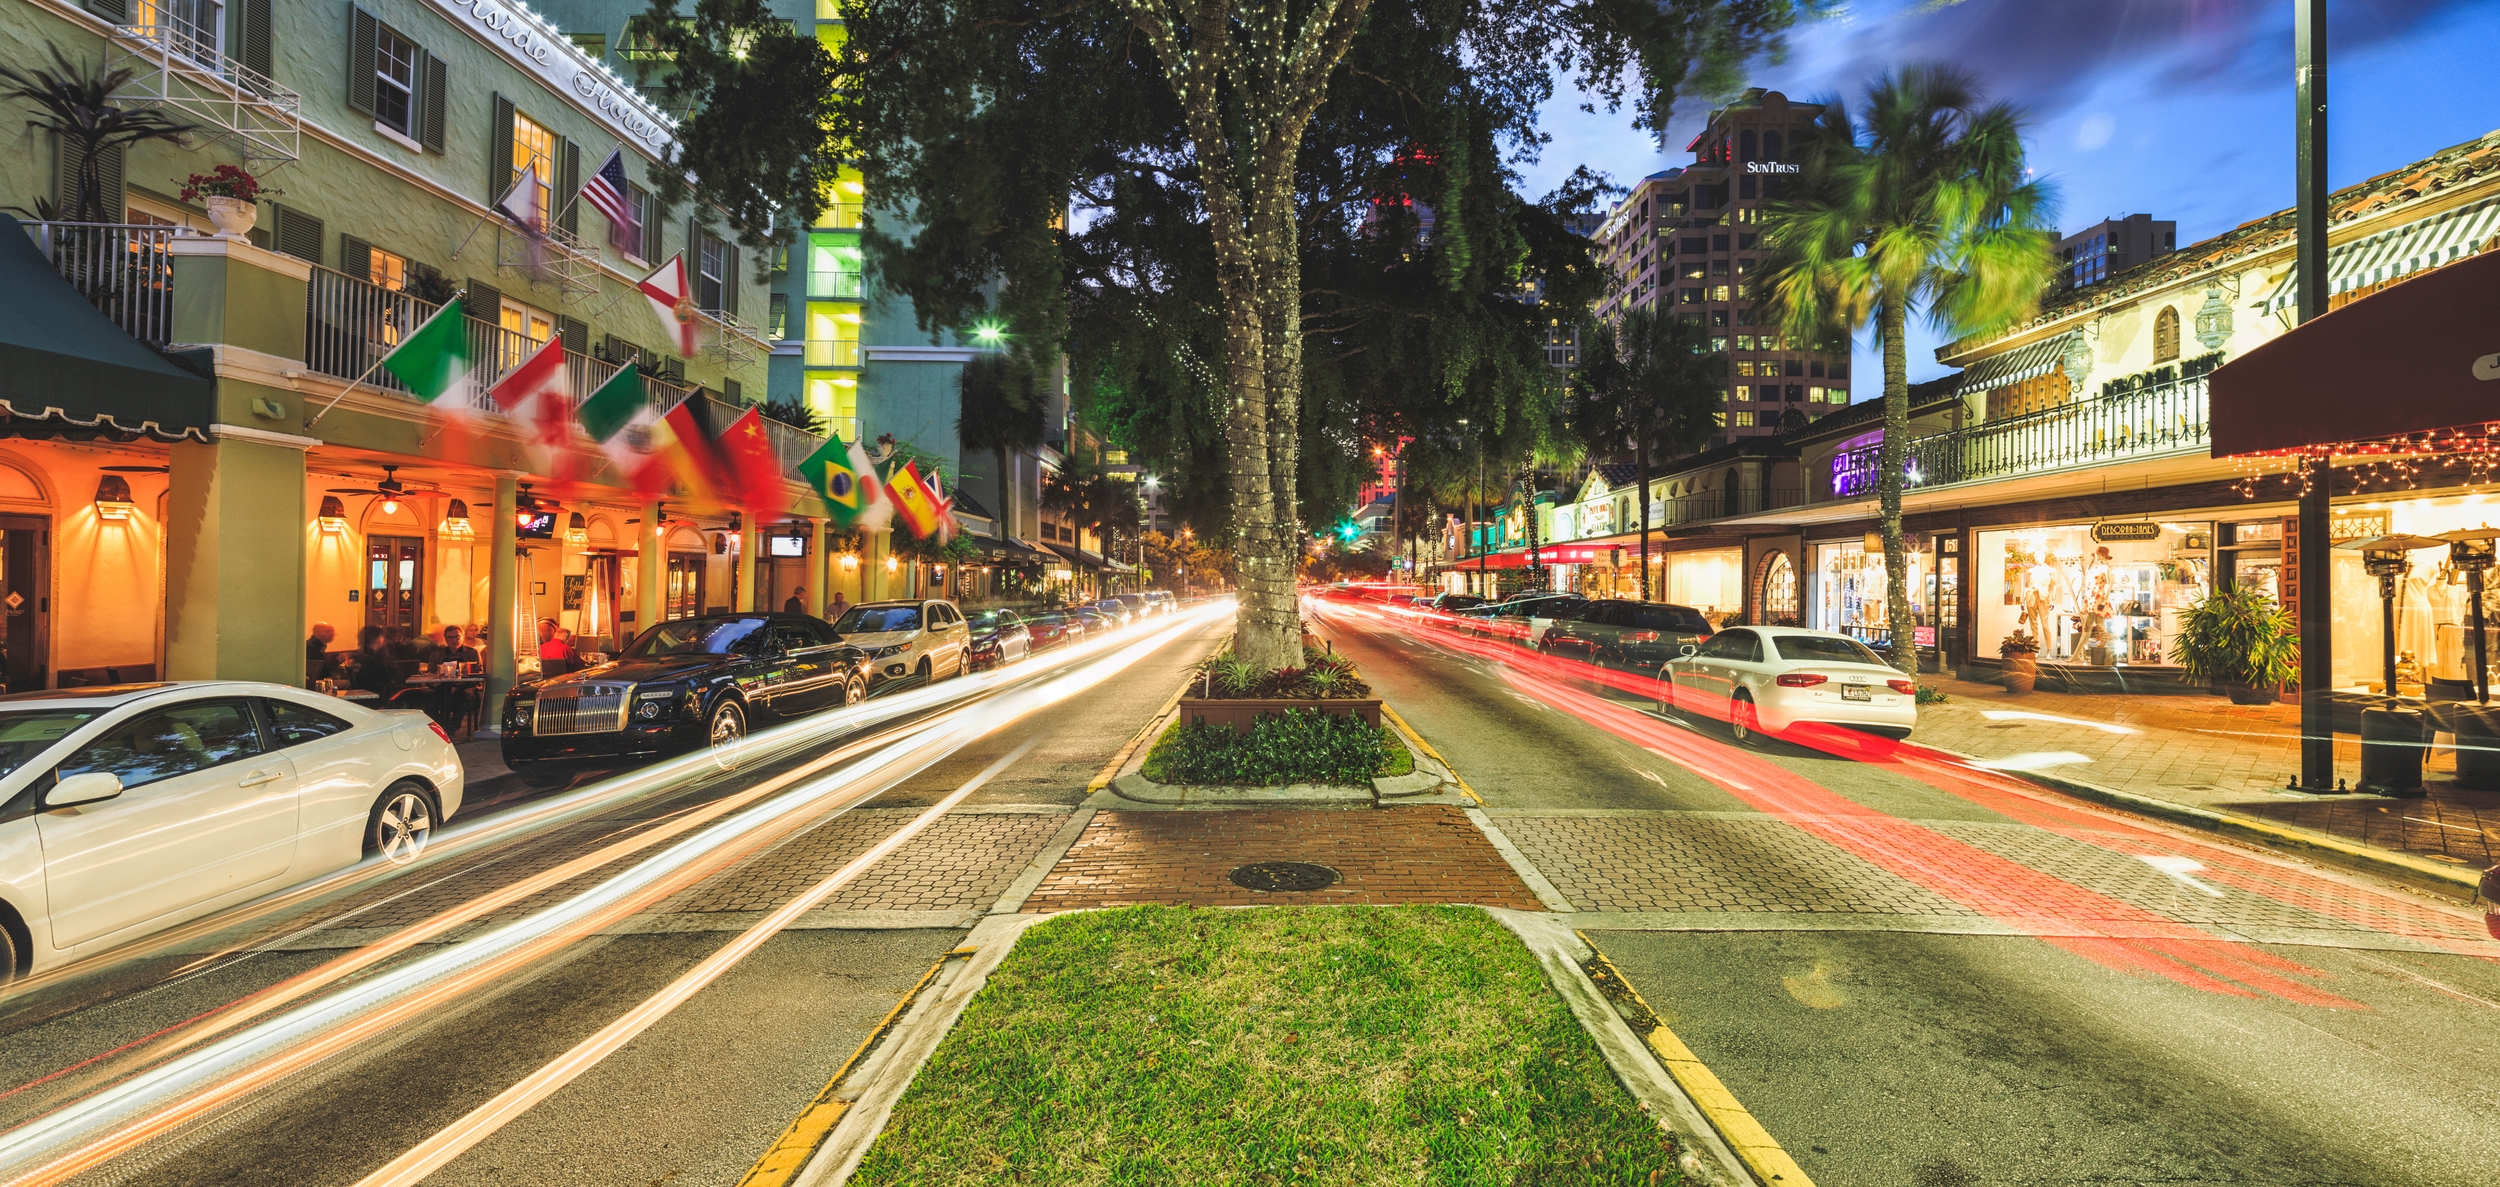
[1756,550,1799,626]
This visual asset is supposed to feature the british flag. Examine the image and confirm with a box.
[581,148,636,249]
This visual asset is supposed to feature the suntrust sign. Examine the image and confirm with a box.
[429,0,677,157]
[1743,161,1800,174]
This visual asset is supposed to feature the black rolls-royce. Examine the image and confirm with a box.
[499,613,874,766]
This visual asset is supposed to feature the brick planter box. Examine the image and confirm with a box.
[1176,697,1382,734]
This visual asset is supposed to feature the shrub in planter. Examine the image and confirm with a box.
[2175,584,2299,704]
[1141,708,1397,785]
[1999,630,2041,694]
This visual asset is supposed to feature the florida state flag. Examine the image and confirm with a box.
[638,254,702,359]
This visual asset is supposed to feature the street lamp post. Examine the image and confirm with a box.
[2292,0,2334,791]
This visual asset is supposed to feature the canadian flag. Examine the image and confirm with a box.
[638,253,702,359]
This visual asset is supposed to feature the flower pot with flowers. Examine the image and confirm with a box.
[180,166,278,237]
[2175,584,2299,705]
[1999,631,2041,694]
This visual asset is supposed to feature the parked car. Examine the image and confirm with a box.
[1069,605,1118,634]
[0,681,466,976]
[1087,599,1135,628]
[1539,600,1713,675]
[1659,626,1916,743]
[1111,593,1155,619]
[1144,591,1178,615]
[833,599,974,685]
[1488,593,1590,647]
[1425,593,1487,613]
[964,609,1032,671]
[504,613,874,766]
[1024,610,1088,650]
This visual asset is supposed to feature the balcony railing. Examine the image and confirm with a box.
[821,203,865,230]
[803,338,862,367]
[22,221,177,344]
[110,16,301,166]
[808,267,863,298]
[304,264,703,420]
[1656,486,1809,526]
[1824,376,2210,501]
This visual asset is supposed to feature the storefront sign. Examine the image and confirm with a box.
[2328,510,2390,541]
[2091,522,2163,542]
[1913,625,1936,647]
[1743,161,1801,174]
[430,0,679,156]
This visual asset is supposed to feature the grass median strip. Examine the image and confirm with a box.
[848,905,1682,1186]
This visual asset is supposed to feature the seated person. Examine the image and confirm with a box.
[345,626,404,697]
[426,624,482,671]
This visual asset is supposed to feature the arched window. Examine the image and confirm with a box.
[1739,130,1758,161]
[1763,130,1783,161]
[2153,306,2181,363]
[1758,551,1799,626]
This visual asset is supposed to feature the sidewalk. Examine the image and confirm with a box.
[1909,676,2499,881]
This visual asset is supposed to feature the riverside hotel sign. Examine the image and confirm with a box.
[429,0,679,159]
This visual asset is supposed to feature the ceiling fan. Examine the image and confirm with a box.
[325,465,445,514]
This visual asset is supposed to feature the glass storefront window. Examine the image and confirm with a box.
[1662,549,1742,619]
[1811,538,1935,652]
[1973,523,2212,666]
[2327,496,2500,694]
[1759,551,1799,626]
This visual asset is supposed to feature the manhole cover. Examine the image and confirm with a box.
[1229,861,1340,892]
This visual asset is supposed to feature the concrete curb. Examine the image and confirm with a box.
[1910,740,2484,901]
[1483,908,1757,1187]
[1093,704,1457,808]
[792,912,1054,1187]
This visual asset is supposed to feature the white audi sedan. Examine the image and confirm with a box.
[0,682,464,979]
[1659,626,1917,743]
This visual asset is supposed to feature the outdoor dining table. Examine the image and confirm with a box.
[401,674,487,737]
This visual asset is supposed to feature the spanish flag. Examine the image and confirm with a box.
[884,459,944,539]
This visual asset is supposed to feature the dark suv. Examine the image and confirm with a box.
[500,613,873,766]
[1538,600,1714,674]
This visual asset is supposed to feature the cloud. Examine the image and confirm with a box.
[2076,112,2114,151]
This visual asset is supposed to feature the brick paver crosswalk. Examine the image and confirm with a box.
[1021,806,1543,911]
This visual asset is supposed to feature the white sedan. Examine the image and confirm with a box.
[1659,626,1917,743]
[0,681,464,979]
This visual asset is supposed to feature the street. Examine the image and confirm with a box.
[0,610,1230,1186]
[1310,599,2500,1187]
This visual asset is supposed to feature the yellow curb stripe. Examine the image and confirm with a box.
[735,945,979,1187]
[1090,679,1193,794]
[1382,702,1483,804]
[1579,933,1815,1187]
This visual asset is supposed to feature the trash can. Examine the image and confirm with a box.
[2357,706,2425,796]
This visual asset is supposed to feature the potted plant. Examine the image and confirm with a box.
[1999,630,2041,694]
[2175,584,2299,705]
[180,165,277,237]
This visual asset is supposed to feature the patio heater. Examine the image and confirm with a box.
[2338,533,2443,795]
[2438,527,2500,789]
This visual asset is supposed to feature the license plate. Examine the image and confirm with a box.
[1842,684,1872,702]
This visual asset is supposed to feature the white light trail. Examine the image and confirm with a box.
[0,605,1227,1186]
[1978,710,2140,735]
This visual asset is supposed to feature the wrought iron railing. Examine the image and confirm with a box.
[21,221,178,344]
[1656,486,1809,526]
[1823,376,2209,500]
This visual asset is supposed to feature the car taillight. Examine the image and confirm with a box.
[1625,630,1659,643]
[429,721,452,744]
[1693,633,1712,645]
[1888,679,1916,696]
[1775,673,1827,687]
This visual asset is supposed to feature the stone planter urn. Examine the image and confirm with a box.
[2222,681,2278,706]
[204,196,258,238]
[2001,653,2038,694]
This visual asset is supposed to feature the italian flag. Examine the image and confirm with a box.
[380,298,477,412]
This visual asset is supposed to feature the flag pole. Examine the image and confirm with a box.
[305,288,467,429]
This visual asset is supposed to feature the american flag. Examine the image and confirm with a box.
[581,148,636,248]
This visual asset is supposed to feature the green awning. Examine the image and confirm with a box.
[0,224,211,441]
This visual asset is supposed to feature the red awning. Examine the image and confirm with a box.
[2209,248,2500,456]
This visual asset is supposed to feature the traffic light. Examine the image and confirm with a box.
[1338,519,1361,543]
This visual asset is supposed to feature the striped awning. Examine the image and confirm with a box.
[2260,196,2500,314]
[1954,332,2075,398]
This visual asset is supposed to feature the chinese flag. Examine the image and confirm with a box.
[717,406,785,511]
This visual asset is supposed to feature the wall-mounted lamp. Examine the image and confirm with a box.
[841,554,859,570]
[318,494,350,534]
[566,511,588,545]
[94,474,136,520]
[884,556,898,573]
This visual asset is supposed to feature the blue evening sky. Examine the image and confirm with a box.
[1513,0,2500,390]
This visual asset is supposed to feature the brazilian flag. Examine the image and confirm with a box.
[798,432,879,527]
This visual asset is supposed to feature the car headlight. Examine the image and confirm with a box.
[870,644,909,659]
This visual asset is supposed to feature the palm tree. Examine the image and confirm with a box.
[0,47,196,223]
[1569,305,1725,600]
[1758,65,2056,673]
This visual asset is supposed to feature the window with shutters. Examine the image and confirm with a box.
[2153,305,2181,363]
[271,205,324,264]
[500,300,552,371]
[136,0,223,66]
[374,25,418,137]
[695,232,728,311]
[623,185,655,261]
[509,110,558,227]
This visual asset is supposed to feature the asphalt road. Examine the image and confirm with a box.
[0,609,1226,1187]
[1314,599,2500,1187]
